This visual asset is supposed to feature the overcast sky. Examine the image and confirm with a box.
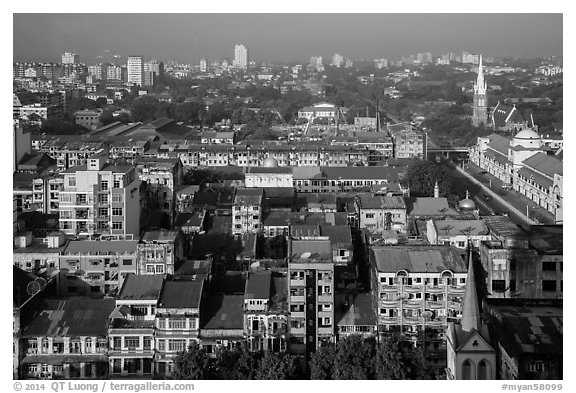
[13,13,563,64]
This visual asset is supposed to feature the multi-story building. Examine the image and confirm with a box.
[32,174,63,214]
[243,270,289,352]
[36,138,109,170]
[13,232,67,273]
[108,274,164,378]
[370,245,468,366]
[199,58,208,73]
[478,225,562,300]
[245,166,293,188]
[58,155,140,236]
[234,44,249,69]
[355,195,407,233]
[426,219,491,248]
[61,52,79,65]
[59,239,138,296]
[20,297,114,379]
[136,157,183,223]
[107,64,123,81]
[199,131,234,144]
[288,238,335,352]
[74,109,102,131]
[14,124,32,172]
[470,132,563,215]
[155,279,205,377]
[390,128,426,159]
[232,188,263,235]
[127,56,144,86]
[331,53,344,68]
[137,231,183,275]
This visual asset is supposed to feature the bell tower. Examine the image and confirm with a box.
[472,55,488,126]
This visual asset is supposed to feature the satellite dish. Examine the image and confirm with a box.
[301,252,311,259]
[422,310,434,320]
[26,281,41,296]
[35,277,47,290]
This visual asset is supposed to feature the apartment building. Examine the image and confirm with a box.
[391,129,426,159]
[32,174,63,214]
[356,195,408,233]
[127,56,144,86]
[108,275,164,378]
[136,157,183,223]
[74,109,102,131]
[58,155,140,236]
[426,219,491,248]
[36,139,109,170]
[232,188,263,235]
[244,270,289,352]
[59,240,138,296]
[20,297,114,379]
[13,232,67,273]
[370,246,468,364]
[155,279,205,377]
[137,230,183,275]
[288,238,335,353]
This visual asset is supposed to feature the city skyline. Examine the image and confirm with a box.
[13,13,563,64]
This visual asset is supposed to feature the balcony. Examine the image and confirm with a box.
[380,300,397,308]
[290,295,305,303]
[381,285,397,292]
[447,301,461,309]
[449,286,466,294]
[404,285,423,292]
[402,317,421,325]
[426,301,445,309]
[290,279,305,287]
[379,316,398,324]
[425,285,445,293]
[403,300,423,308]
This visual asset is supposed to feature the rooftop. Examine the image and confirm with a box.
[359,195,406,210]
[201,295,244,330]
[63,240,138,254]
[371,245,467,273]
[335,293,377,327]
[118,274,164,301]
[234,188,263,205]
[291,239,332,262]
[22,297,115,337]
[140,230,179,243]
[244,270,272,300]
[433,219,489,237]
[158,280,204,309]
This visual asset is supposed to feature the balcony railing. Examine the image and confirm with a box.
[381,285,397,292]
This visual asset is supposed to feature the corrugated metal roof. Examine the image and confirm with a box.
[371,246,467,273]
[522,152,563,177]
[64,240,138,254]
[118,274,164,301]
[158,280,204,309]
[244,270,271,300]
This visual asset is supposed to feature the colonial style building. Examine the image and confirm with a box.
[232,188,263,235]
[108,275,164,378]
[137,231,184,275]
[355,195,408,233]
[20,297,114,379]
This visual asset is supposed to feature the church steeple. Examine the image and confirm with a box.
[472,54,488,127]
[461,244,481,332]
[474,55,486,95]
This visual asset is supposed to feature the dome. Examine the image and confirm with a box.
[262,156,278,167]
[459,198,476,210]
[514,129,541,140]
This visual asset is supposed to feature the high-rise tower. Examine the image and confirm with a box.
[234,44,249,69]
[472,55,488,126]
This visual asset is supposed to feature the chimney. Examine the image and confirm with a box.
[434,180,440,198]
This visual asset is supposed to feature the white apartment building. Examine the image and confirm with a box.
[61,52,79,65]
[234,44,249,69]
[232,188,263,235]
[127,56,144,86]
[58,155,140,237]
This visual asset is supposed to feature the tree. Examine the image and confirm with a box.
[255,351,299,380]
[309,343,336,379]
[172,342,214,380]
[130,95,161,123]
[375,335,407,379]
[332,335,376,379]
[407,159,455,197]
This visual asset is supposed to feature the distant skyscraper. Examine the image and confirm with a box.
[107,64,123,81]
[127,56,144,86]
[199,58,208,73]
[331,53,344,68]
[144,60,164,77]
[61,52,79,65]
[310,56,323,72]
[234,44,249,69]
[472,55,488,127]
[374,58,388,69]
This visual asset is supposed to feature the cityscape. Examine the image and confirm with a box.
[12,13,563,382]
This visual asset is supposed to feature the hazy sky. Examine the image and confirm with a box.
[13,14,563,64]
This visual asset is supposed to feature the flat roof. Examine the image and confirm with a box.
[371,245,467,273]
[63,240,138,254]
[141,230,179,243]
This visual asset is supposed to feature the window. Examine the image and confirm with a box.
[168,339,186,352]
[143,337,151,350]
[492,280,506,292]
[155,265,165,274]
[112,222,123,230]
[122,259,132,266]
[99,194,108,203]
[98,208,108,217]
[365,213,375,219]
[101,181,108,190]
[157,339,165,351]
[158,318,166,329]
[113,179,121,188]
[146,265,155,274]
[542,262,556,271]
[169,318,186,329]
[112,194,123,203]
[462,359,472,380]
[68,177,76,187]
[27,338,37,353]
[509,280,516,292]
[478,360,489,380]
[112,207,123,216]
[492,259,507,271]
[124,337,139,349]
[542,280,557,292]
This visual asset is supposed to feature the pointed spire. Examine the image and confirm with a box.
[461,242,481,332]
[474,54,486,95]
[465,190,470,199]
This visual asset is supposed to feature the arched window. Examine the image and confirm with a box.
[478,359,490,380]
[462,359,473,379]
